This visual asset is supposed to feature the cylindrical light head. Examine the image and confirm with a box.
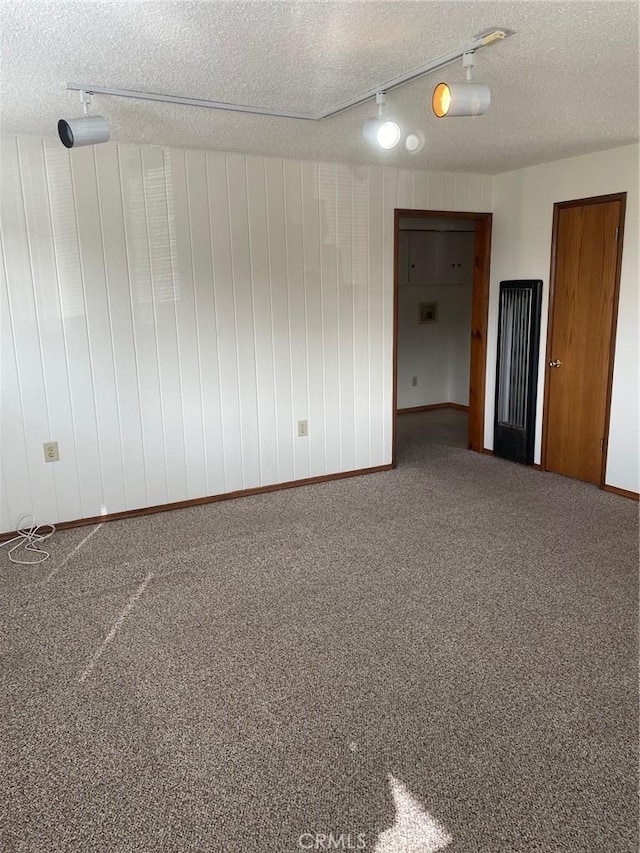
[58,115,110,148]
[377,120,401,150]
[363,117,402,150]
[432,83,491,118]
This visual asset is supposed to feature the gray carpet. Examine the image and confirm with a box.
[397,408,469,449]
[1,414,638,852]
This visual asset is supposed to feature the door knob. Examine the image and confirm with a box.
[549,359,562,368]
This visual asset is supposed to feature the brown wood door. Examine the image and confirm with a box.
[543,195,625,484]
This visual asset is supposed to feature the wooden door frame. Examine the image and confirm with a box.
[541,192,627,487]
[392,209,493,468]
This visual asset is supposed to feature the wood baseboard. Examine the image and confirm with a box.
[0,464,393,542]
[602,484,640,501]
[397,402,469,414]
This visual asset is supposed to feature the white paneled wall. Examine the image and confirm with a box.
[0,133,492,529]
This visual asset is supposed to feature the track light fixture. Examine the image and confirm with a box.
[432,51,491,118]
[362,93,402,150]
[58,90,110,148]
[61,28,513,149]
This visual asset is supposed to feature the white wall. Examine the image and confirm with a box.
[397,230,473,408]
[447,284,474,407]
[0,133,492,530]
[487,144,639,493]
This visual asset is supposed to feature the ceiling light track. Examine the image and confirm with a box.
[65,28,513,123]
[65,84,317,120]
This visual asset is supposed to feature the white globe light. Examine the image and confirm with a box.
[376,120,401,150]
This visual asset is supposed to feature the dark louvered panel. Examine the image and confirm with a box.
[494,280,542,465]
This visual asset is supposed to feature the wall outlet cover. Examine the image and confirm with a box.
[43,441,59,462]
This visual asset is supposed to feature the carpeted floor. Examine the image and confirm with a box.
[1,415,638,852]
[396,408,469,450]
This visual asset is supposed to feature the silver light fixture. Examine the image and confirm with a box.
[58,90,110,148]
[432,51,491,118]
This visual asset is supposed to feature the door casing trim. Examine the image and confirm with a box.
[392,209,493,467]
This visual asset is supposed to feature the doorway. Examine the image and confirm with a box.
[542,193,626,486]
[392,209,492,467]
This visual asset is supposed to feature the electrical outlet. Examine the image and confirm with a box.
[43,441,59,463]
[411,376,418,387]
[297,419,308,437]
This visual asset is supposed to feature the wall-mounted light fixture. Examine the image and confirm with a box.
[60,28,513,148]
[58,90,110,148]
[431,51,491,118]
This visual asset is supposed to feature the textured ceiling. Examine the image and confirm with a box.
[1,1,638,173]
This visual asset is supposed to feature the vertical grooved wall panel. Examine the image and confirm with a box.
[351,167,370,470]
[166,148,204,500]
[205,152,241,493]
[94,144,147,511]
[227,154,260,490]
[2,137,59,524]
[0,134,492,529]
[301,162,325,478]
[318,163,340,474]
[367,167,384,466]
[284,160,310,481]
[336,164,355,472]
[144,146,187,503]
[246,156,277,487]
[1,240,35,523]
[48,138,104,518]
[20,138,82,520]
[70,144,125,514]
[119,145,168,507]
[265,158,294,484]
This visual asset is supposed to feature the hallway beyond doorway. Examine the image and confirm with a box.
[397,408,468,459]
